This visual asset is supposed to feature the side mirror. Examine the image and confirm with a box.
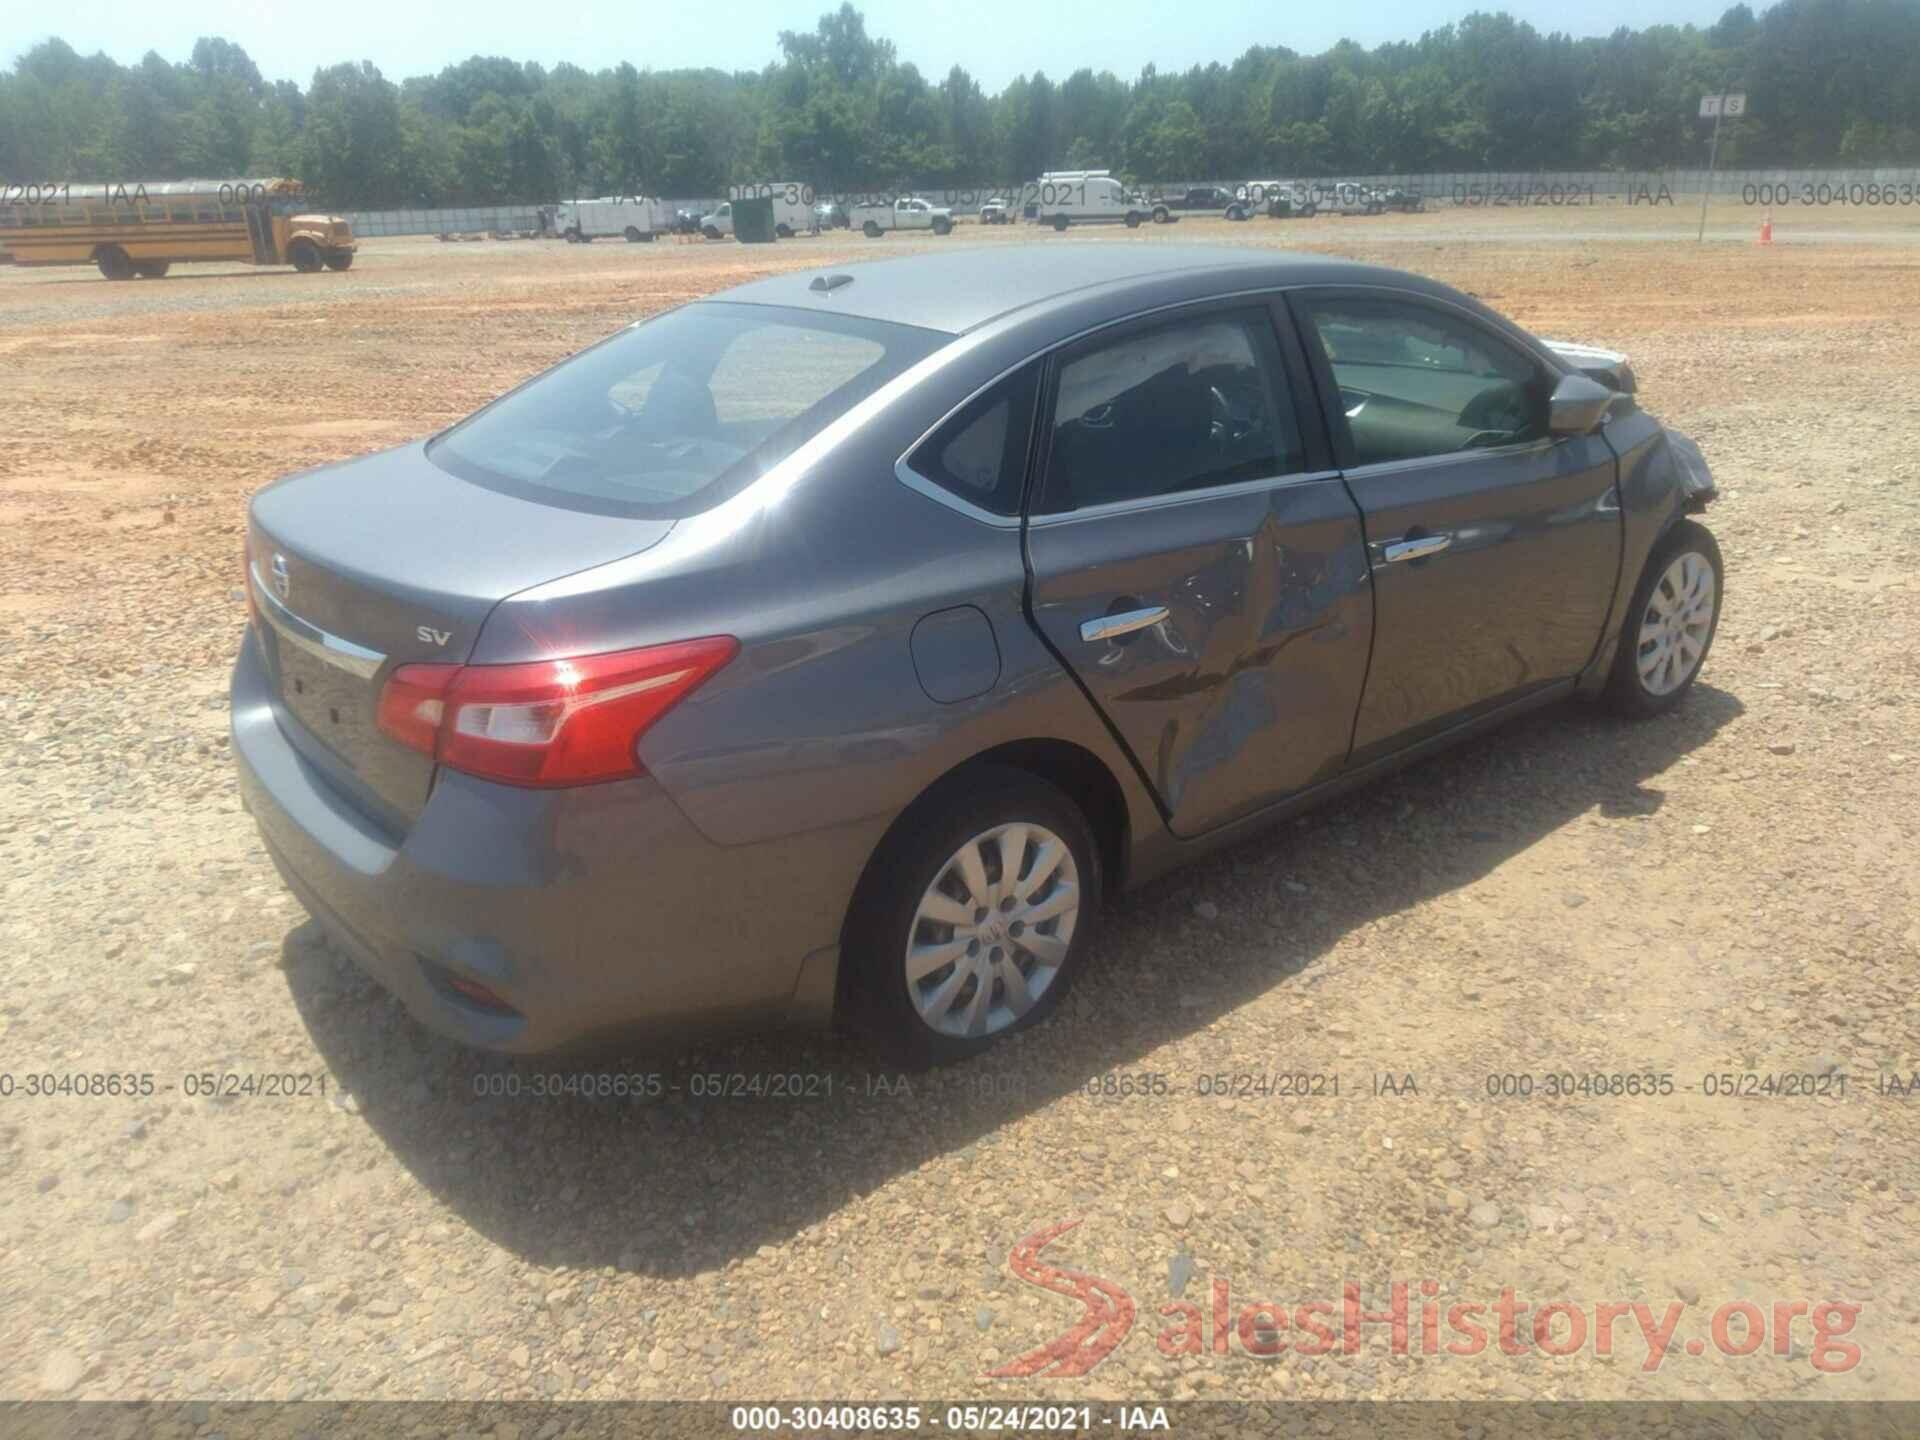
[1549,372,1614,436]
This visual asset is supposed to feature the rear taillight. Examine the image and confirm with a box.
[377,637,738,788]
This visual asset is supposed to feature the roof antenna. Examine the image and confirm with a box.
[809,273,854,293]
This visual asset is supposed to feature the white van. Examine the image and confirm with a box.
[554,197,668,242]
[703,183,819,239]
[1023,170,1153,230]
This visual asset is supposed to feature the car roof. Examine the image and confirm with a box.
[709,244,1421,337]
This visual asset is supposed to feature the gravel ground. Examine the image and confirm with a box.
[2,205,1917,1408]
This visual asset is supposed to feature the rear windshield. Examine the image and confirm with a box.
[428,302,947,518]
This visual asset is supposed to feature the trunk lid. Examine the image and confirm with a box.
[246,441,673,828]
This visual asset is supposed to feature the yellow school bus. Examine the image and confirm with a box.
[0,177,356,279]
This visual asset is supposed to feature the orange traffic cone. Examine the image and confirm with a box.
[1758,212,1773,245]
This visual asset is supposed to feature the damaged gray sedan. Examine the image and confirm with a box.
[234,245,1721,1065]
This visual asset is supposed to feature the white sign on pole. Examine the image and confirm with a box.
[1722,93,1747,116]
[1700,96,1722,117]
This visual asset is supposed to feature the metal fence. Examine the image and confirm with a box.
[338,168,1920,235]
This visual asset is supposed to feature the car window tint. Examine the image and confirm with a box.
[905,365,1039,516]
[428,302,944,520]
[1042,311,1300,512]
[708,326,884,426]
[1301,298,1549,467]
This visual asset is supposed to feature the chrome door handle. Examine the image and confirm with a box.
[1080,606,1169,643]
[1380,533,1452,563]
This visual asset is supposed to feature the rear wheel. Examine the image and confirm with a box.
[624,226,643,242]
[862,220,882,238]
[932,217,952,236]
[775,223,793,239]
[133,260,170,278]
[1051,214,1069,232]
[323,252,353,271]
[1226,204,1248,222]
[845,766,1101,1067]
[1153,206,1171,224]
[289,240,322,273]
[702,225,721,240]
[96,246,134,281]
[1604,520,1723,717]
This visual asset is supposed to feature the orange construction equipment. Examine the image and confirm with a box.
[1758,212,1773,244]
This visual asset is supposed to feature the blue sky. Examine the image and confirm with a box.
[8,0,1740,88]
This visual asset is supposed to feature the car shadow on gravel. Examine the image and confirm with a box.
[285,684,1742,1278]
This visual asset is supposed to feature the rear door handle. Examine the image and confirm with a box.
[1081,606,1169,643]
[1380,533,1452,563]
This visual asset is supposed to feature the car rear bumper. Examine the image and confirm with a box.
[230,628,837,1054]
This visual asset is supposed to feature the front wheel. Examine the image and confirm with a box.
[624,226,643,242]
[775,223,793,239]
[702,226,721,240]
[96,246,134,281]
[1124,211,1142,228]
[1604,520,1723,717]
[862,220,882,238]
[323,252,353,271]
[1153,206,1171,224]
[1051,214,1069,232]
[289,240,323,273]
[845,765,1101,1067]
[932,217,951,236]
[1226,204,1247,222]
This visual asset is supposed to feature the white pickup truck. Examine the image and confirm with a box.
[852,196,955,237]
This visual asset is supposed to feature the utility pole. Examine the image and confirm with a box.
[1697,89,1747,242]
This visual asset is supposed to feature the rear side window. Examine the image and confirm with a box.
[429,302,944,518]
[903,366,1039,517]
[1039,310,1302,513]
[1299,297,1550,466]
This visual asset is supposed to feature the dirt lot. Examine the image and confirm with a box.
[3,198,1918,1409]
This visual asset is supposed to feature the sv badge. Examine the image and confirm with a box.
[417,626,452,647]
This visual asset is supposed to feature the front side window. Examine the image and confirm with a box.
[903,366,1040,517]
[430,301,945,518]
[1300,296,1550,466]
[1040,310,1301,513]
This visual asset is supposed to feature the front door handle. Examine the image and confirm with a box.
[1080,606,1169,643]
[1380,533,1453,563]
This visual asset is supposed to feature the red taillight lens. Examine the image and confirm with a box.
[377,637,738,788]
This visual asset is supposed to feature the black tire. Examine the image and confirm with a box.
[1153,206,1170,224]
[1226,204,1247,222]
[1303,203,1318,218]
[775,223,793,239]
[323,252,352,271]
[566,229,583,244]
[133,261,169,278]
[844,765,1103,1068]
[1603,520,1724,718]
[1124,211,1142,228]
[932,217,951,236]
[862,220,882,238]
[702,225,721,240]
[1051,214,1069,232]
[96,246,134,281]
[289,240,322,273]
[624,226,642,241]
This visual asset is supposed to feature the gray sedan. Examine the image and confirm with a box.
[232,245,1721,1065]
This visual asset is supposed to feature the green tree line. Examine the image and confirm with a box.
[3,0,1917,207]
